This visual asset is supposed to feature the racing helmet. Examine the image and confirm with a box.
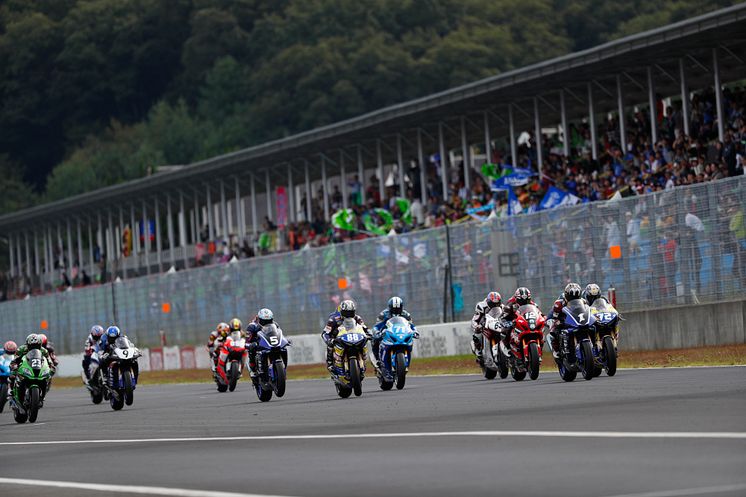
[339,299,356,319]
[25,334,42,349]
[229,318,243,332]
[584,283,601,305]
[90,325,105,339]
[514,287,531,305]
[257,308,274,326]
[486,291,502,308]
[387,297,403,316]
[216,322,230,338]
[39,334,48,347]
[106,326,122,342]
[3,340,17,355]
[563,283,582,301]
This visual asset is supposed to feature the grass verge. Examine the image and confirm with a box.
[52,343,746,388]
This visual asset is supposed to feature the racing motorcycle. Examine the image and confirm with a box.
[479,309,508,380]
[107,337,141,410]
[252,323,290,402]
[590,297,620,377]
[10,349,51,423]
[215,331,247,393]
[84,351,108,405]
[499,304,546,381]
[330,318,369,398]
[0,351,12,413]
[556,298,596,382]
[374,316,417,391]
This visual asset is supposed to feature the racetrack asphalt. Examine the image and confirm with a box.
[1,366,745,497]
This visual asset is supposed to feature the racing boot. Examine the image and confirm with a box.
[561,331,575,364]
[548,329,560,360]
[326,347,334,373]
[471,333,483,364]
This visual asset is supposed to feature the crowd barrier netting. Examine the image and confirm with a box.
[1,176,744,353]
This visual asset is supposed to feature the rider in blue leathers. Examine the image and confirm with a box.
[372,297,414,367]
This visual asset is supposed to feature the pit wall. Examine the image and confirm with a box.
[54,300,745,377]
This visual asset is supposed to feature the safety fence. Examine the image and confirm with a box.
[1,176,744,353]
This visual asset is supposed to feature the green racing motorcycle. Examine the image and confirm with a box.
[10,349,52,423]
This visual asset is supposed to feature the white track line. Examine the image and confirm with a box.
[0,478,294,497]
[2,430,745,447]
[600,482,746,497]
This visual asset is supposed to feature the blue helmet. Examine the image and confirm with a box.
[106,326,121,340]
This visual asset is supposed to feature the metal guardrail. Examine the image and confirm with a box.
[1,176,744,353]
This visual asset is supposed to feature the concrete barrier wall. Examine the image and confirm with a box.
[55,299,745,377]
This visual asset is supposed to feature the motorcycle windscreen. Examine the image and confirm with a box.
[26,348,44,375]
[114,337,130,350]
[591,298,615,312]
[517,304,542,330]
[563,299,592,326]
[259,324,283,347]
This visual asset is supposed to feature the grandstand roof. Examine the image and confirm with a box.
[2,3,746,231]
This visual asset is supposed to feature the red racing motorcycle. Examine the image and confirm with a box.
[500,304,546,381]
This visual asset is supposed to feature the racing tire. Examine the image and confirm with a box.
[483,367,498,380]
[581,341,594,381]
[13,406,27,424]
[497,350,509,379]
[336,383,352,398]
[395,352,407,390]
[91,390,103,404]
[0,382,7,413]
[604,336,617,377]
[28,388,40,423]
[110,391,125,411]
[256,382,273,402]
[228,362,240,392]
[349,358,362,397]
[558,359,577,382]
[511,367,526,381]
[273,360,286,397]
[123,371,134,406]
[378,375,394,391]
[528,342,540,380]
[217,383,228,393]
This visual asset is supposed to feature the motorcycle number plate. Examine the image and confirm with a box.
[30,358,42,368]
[270,337,279,345]
[346,333,361,342]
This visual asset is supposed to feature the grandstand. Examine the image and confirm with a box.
[1,4,745,298]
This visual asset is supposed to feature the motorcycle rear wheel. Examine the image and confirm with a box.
[603,336,617,376]
[511,366,526,381]
[528,342,540,380]
[395,352,407,390]
[28,388,40,423]
[349,358,362,397]
[216,383,228,392]
[91,390,103,404]
[110,391,125,411]
[581,341,594,381]
[335,383,352,398]
[256,382,273,402]
[123,371,134,406]
[273,360,286,397]
[0,383,7,413]
[483,366,497,379]
[378,375,393,391]
[13,405,27,423]
[558,359,577,382]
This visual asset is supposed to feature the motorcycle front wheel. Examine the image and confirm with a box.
[603,336,617,376]
[349,358,362,397]
[395,352,407,390]
[272,360,286,397]
[27,387,40,423]
[528,342,540,380]
[123,370,134,406]
[581,341,594,381]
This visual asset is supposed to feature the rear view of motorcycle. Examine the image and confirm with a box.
[330,318,369,398]
[252,323,290,402]
[590,297,620,377]
[556,299,597,382]
[107,337,141,410]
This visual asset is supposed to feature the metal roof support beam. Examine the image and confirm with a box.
[483,111,492,167]
[35,228,41,277]
[622,72,645,91]
[417,128,427,205]
[320,158,329,220]
[654,64,677,84]
[513,104,531,119]
[220,179,228,240]
[487,109,506,126]
[563,86,585,104]
[357,145,365,206]
[508,105,517,166]
[679,59,690,137]
[303,161,311,222]
[616,75,627,154]
[713,48,725,142]
[287,164,295,224]
[396,134,406,198]
[265,169,273,224]
[118,205,126,279]
[340,150,348,210]
[460,117,470,192]
[686,53,709,73]
[166,193,175,269]
[154,197,163,273]
[179,191,189,269]
[141,200,150,275]
[719,43,743,64]
[8,232,14,278]
[23,231,30,279]
[538,95,558,113]
[533,97,544,176]
[130,203,138,258]
[250,173,258,239]
[438,122,448,199]
[86,220,94,282]
[205,184,214,242]
[18,231,24,280]
[592,80,614,99]
[647,67,658,145]
[587,83,598,160]
[376,139,385,204]
[560,89,570,157]
[106,209,114,278]
[43,226,50,288]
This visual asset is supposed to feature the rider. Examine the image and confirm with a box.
[38,334,59,374]
[548,282,583,360]
[98,326,140,385]
[245,308,278,377]
[372,297,414,367]
[207,322,230,368]
[1,340,17,379]
[215,318,245,383]
[9,334,51,390]
[470,291,502,362]
[83,325,105,381]
[321,299,369,371]
[500,288,536,365]
[582,283,602,306]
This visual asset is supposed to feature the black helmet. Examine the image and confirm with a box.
[564,283,582,301]
[25,333,42,350]
[387,297,403,316]
[514,287,531,306]
[584,284,601,305]
[340,299,356,319]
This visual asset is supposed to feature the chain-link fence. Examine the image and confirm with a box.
[1,176,744,353]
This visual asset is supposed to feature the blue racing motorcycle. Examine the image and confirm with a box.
[251,323,290,402]
[374,316,418,391]
[556,298,597,382]
[590,297,620,377]
[0,352,12,413]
